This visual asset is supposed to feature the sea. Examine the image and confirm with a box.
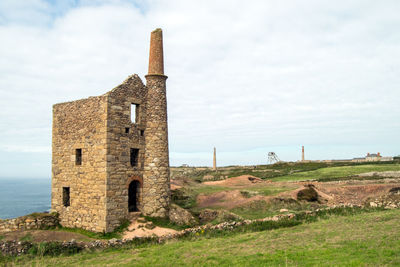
[0,178,51,219]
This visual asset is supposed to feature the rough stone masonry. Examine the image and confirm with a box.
[51,28,170,233]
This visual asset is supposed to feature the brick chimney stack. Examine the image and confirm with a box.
[148,28,164,75]
[143,28,170,218]
[301,146,305,162]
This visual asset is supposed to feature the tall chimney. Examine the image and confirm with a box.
[213,147,217,171]
[142,28,170,218]
[302,146,305,162]
[148,28,164,75]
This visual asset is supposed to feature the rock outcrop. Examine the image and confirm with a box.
[169,204,197,226]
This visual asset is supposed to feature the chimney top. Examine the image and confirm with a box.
[148,28,164,76]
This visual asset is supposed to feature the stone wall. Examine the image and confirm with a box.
[104,75,148,232]
[52,95,108,232]
[0,213,59,233]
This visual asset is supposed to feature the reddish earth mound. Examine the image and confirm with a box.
[320,183,400,205]
[197,190,267,209]
[203,175,264,187]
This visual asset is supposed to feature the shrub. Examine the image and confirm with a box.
[171,188,197,209]
[29,242,82,256]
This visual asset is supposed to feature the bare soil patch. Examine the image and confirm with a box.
[203,175,265,187]
[1,230,94,242]
[122,219,177,239]
[197,189,268,209]
[196,174,400,210]
[316,182,400,206]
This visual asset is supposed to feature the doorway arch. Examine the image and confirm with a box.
[128,180,141,212]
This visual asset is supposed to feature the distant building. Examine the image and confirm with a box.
[352,152,393,163]
[365,152,381,162]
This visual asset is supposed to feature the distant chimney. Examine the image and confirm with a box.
[377,152,381,157]
[367,152,370,156]
[148,28,164,75]
[213,147,217,171]
[301,146,305,161]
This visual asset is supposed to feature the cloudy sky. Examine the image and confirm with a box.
[0,0,399,178]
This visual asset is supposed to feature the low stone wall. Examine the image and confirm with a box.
[0,213,59,233]
[0,241,33,256]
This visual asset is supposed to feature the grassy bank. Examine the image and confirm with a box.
[5,208,400,266]
[172,161,400,182]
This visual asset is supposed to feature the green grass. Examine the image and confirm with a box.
[231,199,320,220]
[7,209,400,266]
[273,164,400,182]
[191,185,232,195]
[0,235,4,241]
[172,161,400,183]
[20,233,33,242]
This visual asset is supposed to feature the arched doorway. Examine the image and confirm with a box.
[128,180,140,212]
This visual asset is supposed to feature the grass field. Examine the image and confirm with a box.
[7,209,400,266]
[171,161,400,182]
[273,164,400,182]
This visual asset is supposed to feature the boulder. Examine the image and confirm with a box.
[389,187,400,194]
[296,184,332,203]
[297,185,319,202]
[169,204,197,226]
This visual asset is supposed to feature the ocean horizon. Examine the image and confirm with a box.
[0,178,51,220]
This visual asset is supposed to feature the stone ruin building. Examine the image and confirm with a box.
[51,28,170,233]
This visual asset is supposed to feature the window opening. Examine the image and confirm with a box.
[75,149,82,165]
[140,130,144,136]
[125,127,130,134]
[63,187,70,207]
[130,148,139,167]
[131,104,139,123]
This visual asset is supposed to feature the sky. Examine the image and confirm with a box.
[0,0,399,178]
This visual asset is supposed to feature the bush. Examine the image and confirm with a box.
[171,188,197,209]
[29,242,82,256]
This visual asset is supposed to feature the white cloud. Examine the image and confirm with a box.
[0,0,399,177]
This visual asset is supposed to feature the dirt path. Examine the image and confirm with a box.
[122,220,177,239]
[1,230,95,242]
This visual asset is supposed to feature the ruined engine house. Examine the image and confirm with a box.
[51,29,170,232]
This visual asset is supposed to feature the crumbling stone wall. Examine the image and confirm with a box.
[104,75,147,232]
[0,213,59,233]
[52,96,108,232]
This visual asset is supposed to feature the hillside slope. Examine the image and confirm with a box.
[10,209,400,266]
